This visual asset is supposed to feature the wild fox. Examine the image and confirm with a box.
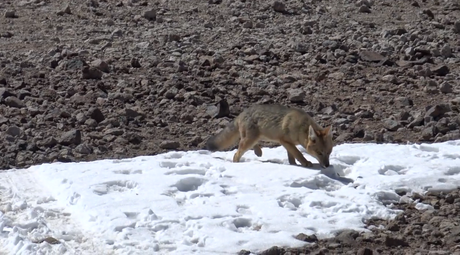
[206,104,333,168]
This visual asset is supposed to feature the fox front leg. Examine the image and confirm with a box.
[281,141,313,168]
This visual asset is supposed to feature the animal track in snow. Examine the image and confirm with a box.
[113,169,143,175]
[91,180,138,196]
[445,166,460,176]
[163,152,184,159]
[159,161,178,169]
[173,177,205,192]
[278,195,302,210]
[418,145,439,153]
[336,155,362,165]
[123,212,140,219]
[236,205,251,214]
[444,154,460,160]
[378,165,407,175]
[68,192,81,205]
[112,159,133,164]
[232,218,252,229]
[165,169,206,176]
[289,175,342,191]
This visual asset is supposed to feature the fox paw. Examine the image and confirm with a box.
[302,161,313,168]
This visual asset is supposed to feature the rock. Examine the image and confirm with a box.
[295,233,318,242]
[125,107,144,119]
[91,59,110,73]
[359,51,386,62]
[357,248,374,255]
[358,5,371,13]
[75,143,93,154]
[82,66,103,79]
[454,21,460,33]
[60,130,82,146]
[6,126,21,137]
[384,235,409,247]
[104,128,124,136]
[57,5,71,15]
[432,65,449,76]
[288,89,305,103]
[4,96,24,108]
[441,45,452,58]
[439,82,453,93]
[273,1,287,13]
[335,229,360,245]
[425,104,451,118]
[88,107,105,123]
[131,58,141,68]
[214,99,230,118]
[41,137,58,148]
[421,126,436,140]
[143,9,156,21]
[260,246,283,255]
[384,119,401,131]
[4,10,17,18]
[160,140,181,150]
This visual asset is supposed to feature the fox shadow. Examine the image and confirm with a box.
[261,160,354,185]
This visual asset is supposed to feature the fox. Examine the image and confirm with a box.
[205,104,333,168]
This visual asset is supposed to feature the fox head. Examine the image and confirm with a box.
[306,125,333,168]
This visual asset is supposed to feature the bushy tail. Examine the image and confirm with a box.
[206,121,240,151]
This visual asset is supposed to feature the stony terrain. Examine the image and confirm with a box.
[1,0,460,254]
[254,188,460,255]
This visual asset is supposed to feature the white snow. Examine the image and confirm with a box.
[1,140,460,255]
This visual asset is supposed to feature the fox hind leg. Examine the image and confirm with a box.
[233,128,260,163]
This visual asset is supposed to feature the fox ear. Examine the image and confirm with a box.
[309,126,318,142]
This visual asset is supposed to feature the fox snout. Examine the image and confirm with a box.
[322,159,330,168]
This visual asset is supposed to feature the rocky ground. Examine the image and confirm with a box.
[1,0,460,253]
[254,189,460,255]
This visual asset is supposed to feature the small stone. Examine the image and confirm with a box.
[60,130,82,146]
[82,66,103,79]
[432,65,449,76]
[88,107,105,123]
[358,5,371,13]
[384,119,401,131]
[421,126,436,140]
[243,20,253,29]
[143,9,156,21]
[6,126,21,137]
[91,59,110,73]
[75,143,93,154]
[295,233,318,242]
[273,1,286,13]
[41,137,58,148]
[160,140,180,150]
[131,58,141,68]
[425,104,451,118]
[439,81,453,93]
[454,21,460,34]
[441,45,452,58]
[357,247,374,255]
[288,89,305,103]
[5,96,24,108]
[359,50,385,62]
[384,235,409,247]
[4,10,17,18]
